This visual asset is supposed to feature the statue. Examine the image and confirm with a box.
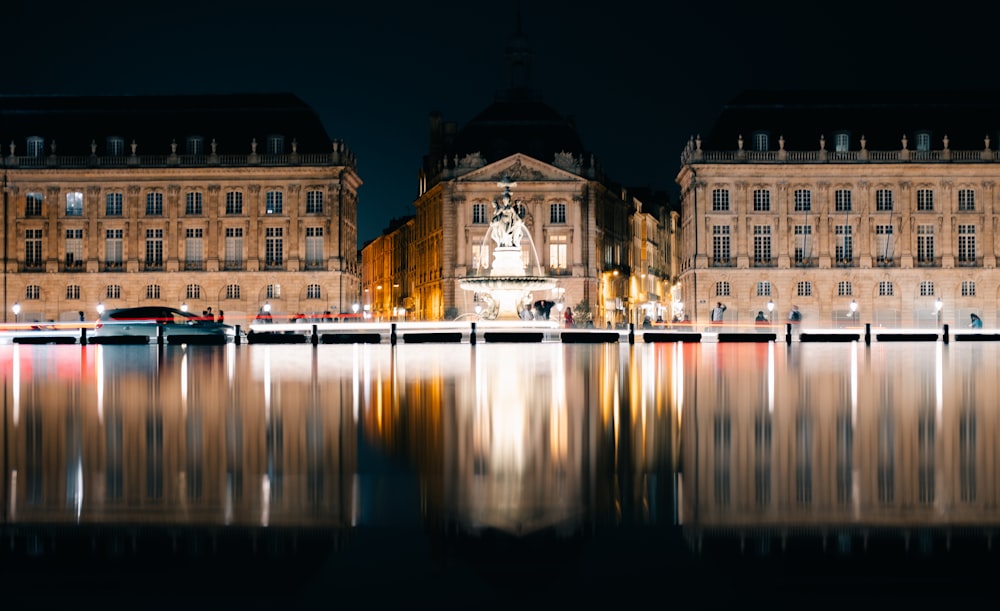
[490,180,526,248]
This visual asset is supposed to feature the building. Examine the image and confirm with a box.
[360,215,414,320]
[676,90,1000,328]
[363,26,679,325]
[0,93,361,326]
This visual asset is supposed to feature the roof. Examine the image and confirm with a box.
[703,90,1000,151]
[0,92,333,156]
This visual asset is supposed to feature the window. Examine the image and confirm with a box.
[797,281,812,297]
[146,192,163,216]
[794,225,813,265]
[876,189,893,212]
[878,281,894,296]
[185,192,203,215]
[25,285,41,300]
[186,284,202,300]
[65,229,83,269]
[305,227,324,268]
[145,229,163,270]
[306,190,323,214]
[66,191,83,216]
[266,191,283,214]
[756,281,771,297]
[550,202,567,223]
[472,243,489,270]
[105,229,123,270]
[835,189,852,212]
[107,136,125,156]
[958,224,976,265]
[549,235,568,271]
[186,136,203,155]
[224,227,243,269]
[715,281,731,297]
[712,225,731,266]
[837,281,853,297]
[793,189,811,212]
[753,225,772,266]
[962,281,976,297]
[472,202,487,224]
[106,285,121,299]
[26,192,43,216]
[917,189,934,211]
[306,284,322,299]
[225,191,243,215]
[106,192,123,216]
[919,281,935,297]
[26,136,44,157]
[835,225,853,266]
[712,189,730,212]
[265,227,283,267]
[834,132,849,152]
[875,224,894,264]
[917,225,935,265]
[265,284,281,299]
[915,132,931,152]
[146,285,161,300]
[225,284,240,300]
[185,228,203,269]
[752,132,769,151]
[267,135,284,154]
[25,229,43,269]
[752,189,770,212]
[66,285,81,300]
[958,189,976,211]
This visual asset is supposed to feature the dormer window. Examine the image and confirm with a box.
[267,135,284,155]
[106,136,125,156]
[752,132,769,151]
[186,136,203,155]
[915,131,931,152]
[833,132,850,152]
[26,136,45,157]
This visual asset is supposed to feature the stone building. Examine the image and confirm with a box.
[0,93,361,326]
[363,26,678,325]
[676,90,1000,328]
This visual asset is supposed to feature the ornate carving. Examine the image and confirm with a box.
[208,184,221,193]
[87,185,101,195]
[491,159,544,182]
[248,184,261,194]
[459,152,486,168]
[552,151,579,171]
[127,185,141,195]
[168,185,180,196]
[289,184,301,194]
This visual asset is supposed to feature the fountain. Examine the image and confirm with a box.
[460,176,557,320]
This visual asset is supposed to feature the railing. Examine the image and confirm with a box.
[753,258,775,267]
[182,261,204,271]
[22,261,45,272]
[793,258,815,267]
[916,257,941,267]
[142,261,164,272]
[957,257,982,267]
[222,261,245,271]
[63,260,84,272]
[303,261,327,271]
[687,148,1000,165]
[875,257,896,267]
[711,257,734,267]
[834,257,855,268]
[103,262,123,272]
[2,146,358,171]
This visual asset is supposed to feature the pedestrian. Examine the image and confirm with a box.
[563,307,575,328]
[755,310,768,324]
[789,305,802,324]
[217,310,224,324]
[710,302,726,324]
[970,313,983,329]
[78,311,85,322]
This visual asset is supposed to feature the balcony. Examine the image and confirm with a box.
[875,257,896,268]
[103,261,124,272]
[711,257,734,268]
[22,260,45,272]
[142,260,164,272]
[63,259,84,272]
[222,260,245,271]
[182,260,204,271]
[834,257,855,268]
[916,257,941,268]
[303,261,327,271]
[957,257,982,268]
[263,259,285,271]
[793,258,815,268]
[752,257,775,268]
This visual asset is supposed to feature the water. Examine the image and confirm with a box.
[2,340,999,609]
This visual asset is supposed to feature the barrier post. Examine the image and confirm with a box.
[470,322,477,345]
[311,324,319,346]
[80,327,87,345]
[235,325,241,345]
[785,323,792,345]
[391,323,397,346]
[943,323,950,345]
[628,323,635,345]
[864,323,871,346]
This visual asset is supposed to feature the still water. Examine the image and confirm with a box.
[2,340,1000,609]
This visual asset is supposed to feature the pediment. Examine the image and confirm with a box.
[457,153,584,184]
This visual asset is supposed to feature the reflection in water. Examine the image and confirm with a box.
[4,340,1000,603]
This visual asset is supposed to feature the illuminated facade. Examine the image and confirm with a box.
[363,28,679,324]
[0,94,361,326]
[677,91,1000,327]
[360,215,414,321]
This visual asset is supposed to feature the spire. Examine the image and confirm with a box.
[503,0,532,96]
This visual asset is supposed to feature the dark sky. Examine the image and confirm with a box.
[5,1,993,244]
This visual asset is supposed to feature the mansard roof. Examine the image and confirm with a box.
[0,92,333,156]
[704,90,1000,152]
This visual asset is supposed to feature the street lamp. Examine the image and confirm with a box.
[352,302,360,315]
[96,301,105,315]
[12,301,20,323]
[767,299,774,323]
[180,302,188,312]
[935,297,943,325]
[850,299,858,324]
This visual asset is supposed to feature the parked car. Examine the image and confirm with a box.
[92,306,235,344]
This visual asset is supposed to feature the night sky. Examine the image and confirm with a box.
[5,1,992,244]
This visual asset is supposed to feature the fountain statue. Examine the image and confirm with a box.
[460,176,557,320]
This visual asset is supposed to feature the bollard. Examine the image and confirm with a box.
[943,323,950,345]
[311,324,319,346]
[391,322,397,346]
[235,324,241,345]
[628,322,635,345]
[785,322,792,345]
[864,322,871,346]
[470,322,477,345]
[80,327,87,345]
[157,325,164,345]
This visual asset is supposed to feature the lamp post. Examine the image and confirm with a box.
[767,299,774,323]
[180,302,188,313]
[935,297,943,326]
[12,301,20,323]
[96,301,105,316]
[850,299,858,325]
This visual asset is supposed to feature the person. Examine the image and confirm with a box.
[217,310,224,324]
[755,310,768,324]
[563,307,575,328]
[710,302,726,324]
[642,315,652,329]
[789,305,802,324]
[970,313,983,329]
[78,311,85,322]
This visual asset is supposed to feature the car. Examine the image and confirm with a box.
[92,306,235,344]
